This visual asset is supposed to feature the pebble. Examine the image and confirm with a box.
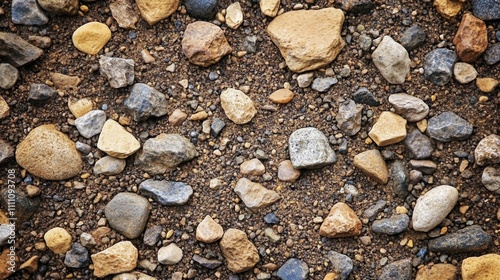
[424,48,457,86]
[50,72,81,90]
[336,98,362,136]
[169,109,187,126]
[220,88,257,124]
[136,0,178,25]
[475,134,500,166]
[0,32,43,67]
[264,213,280,224]
[276,258,308,280]
[368,111,407,146]
[220,229,260,273]
[143,225,162,246]
[0,191,40,224]
[72,22,111,55]
[196,215,224,243]
[461,254,500,280]
[351,87,380,106]
[93,156,126,175]
[240,158,266,176]
[234,178,280,209]
[181,21,232,67]
[427,111,473,142]
[416,263,457,280]
[363,200,386,221]
[483,43,500,65]
[267,8,345,72]
[64,243,89,268]
[452,13,487,63]
[28,35,52,49]
[75,110,106,138]
[475,77,499,92]
[0,139,14,165]
[388,93,429,122]
[311,77,338,92]
[210,118,226,137]
[80,232,96,249]
[453,62,478,84]
[68,98,94,118]
[28,83,57,106]
[353,149,388,184]
[19,256,38,273]
[471,0,500,20]
[277,160,301,182]
[192,254,223,269]
[139,180,193,206]
[0,248,17,279]
[44,227,72,254]
[372,214,409,235]
[389,160,409,197]
[399,25,426,51]
[428,225,491,253]
[91,241,138,278]
[269,88,294,104]
[297,72,315,88]
[11,0,49,25]
[184,0,218,20]
[135,133,198,174]
[434,0,463,19]
[125,83,168,122]
[0,97,9,119]
[244,35,258,53]
[99,56,135,88]
[319,202,362,238]
[97,120,141,159]
[409,159,437,174]
[337,0,374,13]
[481,166,500,193]
[328,251,353,280]
[109,0,139,29]
[105,192,150,239]
[190,111,208,121]
[379,258,412,280]
[260,0,280,17]
[158,243,183,265]
[412,185,458,232]
[372,36,410,84]
[113,272,157,280]
[289,127,336,169]
[38,0,79,15]
[226,2,243,29]
[0,63,19,89]
[403,129,434,159]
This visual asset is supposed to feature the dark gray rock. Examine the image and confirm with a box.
[264,213,280,224]
[139,179,193,206]
[399,25,426,51]
[99,56,135,88]
[363,200,386,221]
[192,254,223,269]
[11,0,49,25]
[0,139,14,165]
[288,127,336,169]
[0,32,43,67]
[64,243,89,268]
[125,83,168,122]
[427,111,473,142]
[105,192,150,239]
[328,251,353,280]
[372,214,409,235]
[0,190,40,224]
[277,258,309,280]
[428,225,491,253]
[75,110,106,138]
[143,225,162,246]
[184,0,218,20]
[28,84,57,106]
[337,0,374,13]
[388,160,409,198]
[336,98,362,136]
[75,141,91,154]
[403,129,433,159]
[483,43,500,65]
[0,224,14,246]
[471,0,500,20]
[210,118,226,137]
[311,77,338,92]
[379,258,412,280]
[424,48,457,86]
[0,63,19,89]
[352,87,380,106]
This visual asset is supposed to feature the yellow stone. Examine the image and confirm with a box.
[462,254,500,280]
[368,111,407,146]
[434,0,463,19]
[353,149,388,184]
[476,77,499,93]
[97,119,141,159]
[269,88,294,104]
[136,0,179,25]
[323,272,338,280]
[44,227,72,254]
[416,263,457,280]
[68,98,94,118]
[72,22,111,55]
[417,119,428,133]
[189,111,208,121]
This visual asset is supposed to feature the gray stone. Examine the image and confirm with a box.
[277,258,308,280]
[336,98,362,136]
[471,0,500,20]
[75,110,106,138]
[0,224,14,246]
[125,83,168,122]
[337,0,374,13]
[264,213,280,224]
[399,25,426,51]
[244,35,257,53]
[135,133,198,174]
[362,200,386,221]
[109,0,139,29]
[372,36,410,84]
[0,63,19,89]
[427,111,473,142]
[210,118,226,137]
[105,192,150,239]
[475,134,500,166]
[0,32,43,67]
[0,139,14,165]
[409,160,437,174]
[64,243,89,268]
[11,0,49,25]
[372,214,409,235]
[80,232,96,249]
[28,83,57,106]
[297,73,314,88]
[388,160,409,198]
[0,190,40,224]
[379,258,412,280]
[38,0,79,15]
[192,255,223,269]
[352,87,380,106]
[93,156,126,175]
[403,129,433,159]
[484,43,500,65]
[327,251,353,280]
[481,166,500,193]
[359,34,372,51]
[428,225,491,253]
[388,93,429,122]
[424,48,457,86]
[288,127,336,169]
[75,141,91,154]
[184,0,218,20]
[139,180,193,206]
[143,225,163,246]
[311,77,338,92]
[99,56,135,88]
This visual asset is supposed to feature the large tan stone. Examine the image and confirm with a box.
[220,229,260,273]
[353,150,388,184]
[267,8,345,73]
[15,124,83,180]
[196,215,224,243]
[416,263,457,280]
[72,22,111,55]
[97,120,140,159]
[462,254,500,280]
[44,227,72,254]
[91,241,138,278]
[220,88,257,124]
[136,0,179,25]
[369,111,407,146]
[319,202,362,238]
[453,13,487,63]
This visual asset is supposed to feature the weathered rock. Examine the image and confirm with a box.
[220,88,257,124]
[372,214,409,235]
[409,159,437,174]
[80,233,96,249]
[225,2,243,29]
[388,93,429,122]
[105,192,150,239]
[260,0,280,17]
[28,35,52,49]
[453,13,487,63]
[124,83,168,122]
[19,255,38,273]
[427,111,473,142]
[353,150,388,184]
[51,73,81,90]
[297,72,315,88]
[311,77,338,92]
[28,83,57,106]
[110,0,139,29]
[38,0,79,15]
[196,215,224,243]
[240,158,265,176]
[234,178,280,209]
[75,110,106,138]
[267,8,345,72]
[68,97,94,118]
[372,36,410,84]
[11,0,49,25]
[277,258,308,280]
[182,21,232,67]
[220,229,260,273]
[0,190,40,224]
[352,87,380,106]
[169,109,187,126]
[424,48,457,86]
[113,272,157,280]
[429,225,491,253]
[389,160,409,197]
[158,243,183,265]
[192,255,223,269]
[99,56,135,88]
[403,129,433,159]
[143,225,162,247]
[399,25,426,51]
[93,156,126,175]
[379,258,412,280]
[64,243,89,268]
[368,111,407,146]
[97,120,141,159]
[319,202,362,238]
[136,0,179,25]
[476,77,499,92]
[0,63,19,89]
[453,62,477,84]
[475,134,500,166]
[72,22,111,55]
[328,251,353,280]
[416,264,457,280]
[0,225,12,247]
[0,32,44,67]
[289,127,336,169]
[0,97,8,119]
[0,139,14,165]
[91,241,138,278]
[412,185,458,232]
[269,88,294,104]
[44,227,72,254]
[336,98,362,136]
[481,166,500,193]
[461,254,500,280]
[0,248,18,279]
[471,0,500,20]
[210,118,226,137]
[336,0,374,13]
[277,160,301,182]
[483,43,500,65]
[139,180,193,206]
[184,0,218,20]
[434,0,463,19]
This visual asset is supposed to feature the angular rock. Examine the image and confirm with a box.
[481,166,500,193]
[182,21,232,67]
[328,251,353,280]
[91,241,138,278]
[110,0,139,29]
[379,259,412,280]
[389,160,409,198]
[220,88,257,124]
[277,258,308,280]
[363,200,386,221]
[368,111,407,146]
[319,202,362,238]
[139,180,193,206]
[28,83,57,106]
[0,63,19,89]
[210,118,226,137]
[403,129,433,159]
[372,214,409,235]
[424,48,457,86]
[260,0,280,17]
[80,233,96,249]
[453,13,487,63]
[97,120,141,159]
[399,25,426,51]
[51,73,81,90]
[11,0,49,25]
[184,0,218,20]
[311,77,338,92]
[44,227,72,254]
[124,83,168,122]
[461,254,500,280]
[416,264,457,280]
[240,158,265,176]
[0,32,43,67]
[143,225,162,246]
[336,0,374,13]
[0,139,14,165]
[289,127,336,169]
[64,243,89,268]
[427,111,472,142]
[267,8,345,73]
[353,150,388,184]
[136,0,179,25]
[409,159,437,175]
[99,56,135,88]
[412,185,458,232]
[471,0,500,20]
[475,134,500,166]
[0,225,12,247]
[388,93,429,122]
[28,35,52,49]
[234,178,280,210]
[372,36,410,84]
[220,229,260,273]
[68,97,95,118]
[226,2,243,29]
[105,192,150,239]
[72,22,111,55]
[38,0,79,15]
[483,43,500,65]
[277,160,300,182]
[428,225,491,253]
[434,0,463,19]
[453,62,477,84]
[297,72,315,88]
[158,243,183,265]
[196,215,224,243]
[269,88,294,104]
[336,98,362,136]
[93,156,126,175]
[352,87,380,106]
[476,77,499,92]
[192,255,223,269]
[75,110,106,138]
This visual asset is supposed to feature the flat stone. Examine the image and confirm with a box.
[196,215,224,243]
[184,0,218,20]
[91,241,138,278]
[64,243,89,268]
[311,77,338,92]
[328,251,353,280]
[403,129,434,159]
[475,134,500,166]
[38,0,79,15]
[352,87,380,106]
[110,0,139,29]
[424,48,457,86]
[269,88,294,104]
[44,227,72,254]
[399,25,426,51]
[139,180,193,206]
[72,22,111,55]
[379,258,412,280]
[412,185,458,232]
[372,214,409,235]
[471,0,500,20]
[297,72,315,88]
[28,35,52,49]
[99,56,135,88]
[97,119,141,159]
[169,109,187,126]
[434,0,463,19]
[234,178,280,210]
[105,192,150,239]
[75,110,106,138]
[226,2,243,29]
[428,225,491,253]
[220,88,257,124]
[476,77,499,93]
[362,200,386,221]
[277,258,308,280]
[388,93,429,122]
[210,118,226,137]
[158,243,183,265]
[453,62,478,84]
[50,72,81,90]
[0,96,9,119]
[319,202,362,238]
[462,254,500,280]
[372,36,410,84]
[427,111,473,142]
[483,43,500,65]
[260,0,280,17]
[136,0,178,25]
[93,156,126,175]
[409,159,437,174]
[240,158,265,176]
[416,264,457,280]
[11,0,49,25]
[0,32,43,67]
[368,111,407,146]
[143,225,162,246]
[220,228,260,273]
[267,8,345,73]
[28,83,57,107]
[353,150,388,184]
[192,255,223,269]
[277,160,301,182]
[0,139,14,165]
[452,13,487,63]
[182,21,232,67]
[481,166,500,193]
[124,83,168,122]
[68,97,94,118]
[0,63,19,89]
[289,127,336,169]
[336,98,362,136]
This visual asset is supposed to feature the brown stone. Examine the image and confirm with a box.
[319,202,362,238]
[368,111,407,146]
[353,149,388,184]
[169,109,187,126]
[234,178,280,210]
[476,77,499,93]
[51,72,81,90]
[196,215,224,243]
[277,160,301,182]
[19,256,39,273]
[91,241,138,278]
[462,254,500,280]
[269,88,294,104]
[136,0,179,25]
[433,0,463,19]
[416,263,457,280]
[0,96,9,119]
[453,13,487,63]
[0,248,18,279]
[220,228,260,273]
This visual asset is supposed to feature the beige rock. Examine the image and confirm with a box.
[353,150,388,184]
[72,22,111,55]
[15,124,83,180]
[474,134,500,166]
[277,160,301,182]
[226,2,243,29]
[434,0,463,19]
[412,185,458,232]
[269,88,294,104]
[19,256,39,273]
[240,158,265,176]
[0,248,17,279]
[91,241,138,278]
[97,119,141,159]
[189,111,208,121]
[136,0,179,25]
[234,178,280,209]
[372,36,410,84]
[182,21,233,67]
[462,254,500,280]
[220,88,257,124]
[323,273,338,280]
[453,62,477,84]
[68,97,95,118]
[220,228,260,273]
[260,0,280,17]
[169,109,187,126]
[44,227,72,254]
[319,202,362,238]
[0,96,9,119]
[476,77,499,93]
[38,0,79,15]
[369,111,407,146]
[113,272,157,280]
[157,243,183,265]
[416,263,457,280]
[110,0,139,29]
[51,73,81,90]
[267,8,345,73]
[196,215,224,243]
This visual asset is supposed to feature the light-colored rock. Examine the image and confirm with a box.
[99,56,135,89]
[482,166,500,193]
[297,72,314,87]
[0,63,19,89]
[91,241,138,278]
[68,97,94,118]
[452,13,487,63]
[98,120,140,159]
[0,96,9,119]
[226,2,243,29]
[269,88,294,104]
[288,127,336,169]
[462,254,500,280]
[434,0,463,19]
[416,263,457,280]
[260,0,280,17]
[240,158,265,176]
[319,202,362,238]
[220,228,260,273]
[475,134,500,166]
[93,156,126,175]
[267,8,345,73]
[113,272,157,280]
[44,227,72,254]
[136,0,178,25]
[15,124,83,180]
[234,178,280,210]
[75,110,106,138]
[72,22,111,55]
[453,62,477,84]
[412,185,458,232]
[368,111,407,146]
[388,93,429,122]
[372,36,410,84]
[220,88,257,124]
[476,77,499,93]
[189,111,208,121]
[168,109,187,126]
[50,73,81,90]
[158,243,183,265]
[353,150,388,184]
[110,0,139,29]
[336,98,362,136]
[196,215,224,243]
[0,139,14,165]
[38,0,79,15]
[277,160,300,182]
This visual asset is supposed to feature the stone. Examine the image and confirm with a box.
[0,190,40,224]
[277,258,308,280]
[158,243,183,265]
[428,225,491,253]
[75,110,106,138]
[182,21,232,67]
[136,0,179,25]
[453,62,477,84]
[125,83,168,122]
[240,158,265,176]
[353,150,388,184]
[80,232,97,249]
[93,156,126,175]
[476,77,499,92]
[482,166,500,193]
[50,72,81,90]
[28,35,52,49]
[91,241,138,278]
[328,251,353,280]
[38,0,79,15]
[68,98,94,118]
[461,254,500,280]
[475,134,500,166]
[226,2,243,29]
[267,8,345,73]
[389,160,409,197]
[113,272,157,280]
[471,0,500,20]
[352,87,380,106]
[409,159,437,174]
[184,0,218,20]
[388,93,429,122]
[399,25,426,51]
[72,22,111,55]
[368,112,407,146]
[19,255,38,273]
[0,139,14,165]
[372,36,410,84]
[434,0,463,19]
[44,227,72,254]
[210,118,226,137]
[105,192,150,239]
[110,0,139,29]
[99,56,135,88]
[220,88,257,124]
[424,48,457,86]
[288,127,336,169]
[64,243,89,268]
[379,259,412,280]
[139,180,193,206]
[416,264,457,280]
[260,0,280,17]
[0,63,19,89]
[403,129,433,159]
[169,109,187,126]
[269,89,294,104]
[192,255,223,269]
[319,202,362,238]
[0,248,17,279]
[483,43,500,65]
[220,229,260,273]
[297,72,315,88]
[412,185,458,232]
[16,124,83,180]
[453,13,487,63]
[11,0,49,25]
[135,133,198,174]
[0,32,43,67]
[143,225,162,246]
[336,98,362,136]
[28,83,57,106]
[363,200,387,221]
[234,178,280,209]
[196,215,224,243]
[0,225,12,246]
[277,160,301,182]
[311,77,338,92]
[97,120,141,159]
[264,213,280,224]
[372,214,409,235]
[0,97,9,119]
[427,111,473,142]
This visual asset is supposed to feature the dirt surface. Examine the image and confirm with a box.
[1,0,500,279]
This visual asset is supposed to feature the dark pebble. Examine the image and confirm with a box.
[192,254,223,269]
[143,225,163,246]
[399,25,426,51]
[379,258,412,280]
[28,84,57,106]
[184,0,218,20]
[372,214,409,235]
[483,43,500,65]
[264,212,280,224]
[210,118,226,137]
[424,48,456,86]
[352,87,380,106]
[388,160,409,198]
[277,258,309,280]
[428,225,492,253]
[471,0,500,20]
[64,243,89,268]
